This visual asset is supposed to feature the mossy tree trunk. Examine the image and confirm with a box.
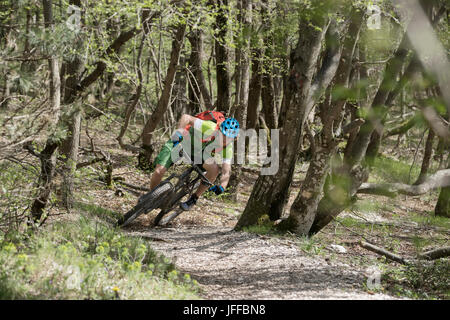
[30,0,61,223]
[414,129,436,185]
[279,10,364,236]
[310,0,446,235]
[235,6,330,229]
[435,158,450,218]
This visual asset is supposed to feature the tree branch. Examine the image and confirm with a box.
[383,113,421,139]
[422,106,450,142]
[357,169,450,197]
[418,247,450,260]
[360,241,408,264]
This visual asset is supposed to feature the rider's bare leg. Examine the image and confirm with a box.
[194,162,220,197]
[150,164,167,190]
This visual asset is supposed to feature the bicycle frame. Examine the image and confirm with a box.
[119,145,215,227]
[155,147,212,216]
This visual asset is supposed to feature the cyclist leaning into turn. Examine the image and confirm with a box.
[148,113,240,212]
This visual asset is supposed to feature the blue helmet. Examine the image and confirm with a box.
[220,117,240,138]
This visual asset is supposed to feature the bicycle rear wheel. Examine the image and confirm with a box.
[118,182,173,227]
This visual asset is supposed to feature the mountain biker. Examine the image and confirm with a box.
[149,113,240,211]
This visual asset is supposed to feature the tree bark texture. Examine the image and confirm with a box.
[141,24,187,162]
[235,10,330,229]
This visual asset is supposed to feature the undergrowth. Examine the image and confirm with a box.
[0,213,200,300]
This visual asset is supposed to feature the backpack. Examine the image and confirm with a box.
[185,110,226,143]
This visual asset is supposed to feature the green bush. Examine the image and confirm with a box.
[384,260,450,299]
[0,216,199,300]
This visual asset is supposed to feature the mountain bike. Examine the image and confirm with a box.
[117,147,213,228]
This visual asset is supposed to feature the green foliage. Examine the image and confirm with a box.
[240,214,279,235]
[370,156,421,184]
[384,260,450,299]
[74,202,121,223]
[0,215,199,299]
[408,211,450,230]
[242,223,274,236]
[349,198,394,215]
[0,160,39,234]
[297,236,326,256]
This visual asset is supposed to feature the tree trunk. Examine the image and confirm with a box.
[30,0,61,223]
[235,8,330,229]
[30,143,59,223]
[309,15,417,235]
[61,111,81,209]
[117,32,146,150]
[345,35,411,168]
[309,1,445,235]
[233,0,252,128]
[227,0,252,198]
[309,165,369,235]
[188,29,212,109]
[365,58,423,166]
[259,0,277,129]
[187,51,202,114]
[140,24,187,165]
[173,54,188,119]
[214,0,231,114]
[435,186,450,218]
[435,157,450,218]
[261,71,277,129]
[246,47,263,129]
[30,1,151,220]
[1,4,15,109]
[280,11,363,236]
[348,0,442,168]
[59,0,84,210]
[414,128,435,185]
[280,144,336,234]
[1,71,11,109]
[20,8,35,73]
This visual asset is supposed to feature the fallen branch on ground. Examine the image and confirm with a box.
[76,157,108,169]
[359,241,450,264]
[359,241,408,264]
[417,246,450,260]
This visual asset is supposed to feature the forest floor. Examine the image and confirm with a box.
[124,226,396,300]
[66,130,449,300]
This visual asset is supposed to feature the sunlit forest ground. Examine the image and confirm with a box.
[2,118,447,299]
[0,90,448,300]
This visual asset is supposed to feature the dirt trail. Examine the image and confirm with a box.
[126,226,398,300]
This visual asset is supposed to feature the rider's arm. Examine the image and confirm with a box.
[172,114,197,143]
[219,163,232,189]
[177,114,197,131]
